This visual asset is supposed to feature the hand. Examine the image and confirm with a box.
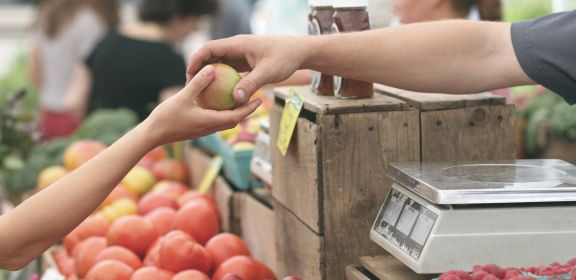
[187,35,307,104]
[142,65,261,146]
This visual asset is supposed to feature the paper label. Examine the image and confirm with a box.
[277,88,304,156]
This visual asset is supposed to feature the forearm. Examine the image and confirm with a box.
[304,20,532,93]
[0,122,157,269]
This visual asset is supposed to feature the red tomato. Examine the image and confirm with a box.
[174,200,220,245]
[73,237,107,278]
[152,159,189,183]
[152,181,189,199]
[144,207,177,236]
[64,230,81,255]
[74,215,110,240]
[94,246,142,270]
[85,260,133,280]
[157,230,212,274]
[138,192,178,215]
[141,146,168,162]
[53,250,75,277]
[172,270,211,280]
[205,233,251,268]
[212,256,260,280]
[107,215,158,257]
[130,267,174,280]
[178,190,217,210]
[253,259,276,280]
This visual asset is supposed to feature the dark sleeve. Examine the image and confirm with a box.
[511,11,576,104]
[160,54,187,90]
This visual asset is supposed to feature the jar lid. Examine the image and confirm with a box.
[308,0,333,7]
[333,0,368,8]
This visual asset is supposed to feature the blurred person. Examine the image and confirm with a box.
[66,0,217,122]
[392,0,502,24]
[0,65,261,270]
[29,0,120,139]
[210,0,252,40]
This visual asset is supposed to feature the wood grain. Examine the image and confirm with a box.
[421,105,516,161]
[320,110,420,280]
[374,84,505,111]
[274,199,324,279]
[213,176,236,233]
[186,146,213,188]
[270,104,323,234]
[360,255,432,280]
[346,265,379,280]
[235,193,277,272]
[275,86,406,115]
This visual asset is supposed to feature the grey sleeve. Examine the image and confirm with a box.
[511,11,576,104]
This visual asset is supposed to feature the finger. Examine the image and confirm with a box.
[182,64,215,101]
[186,38,242,82]
[233,65,273,103]
[204,99,262,125]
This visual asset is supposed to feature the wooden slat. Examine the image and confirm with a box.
[320,110,421,280]
[421,105,516,161]
[186,146,213,188]
[235,193,277,272]
[346,265,379,280]
[213,177,235,233]
[274,86,406,115]
[374,84,505,111]
[360,256,431,280]
[270,105,322,234]
[274,199,324,280]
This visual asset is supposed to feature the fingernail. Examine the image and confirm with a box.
[203,65,214,78]
[236,89,247,101]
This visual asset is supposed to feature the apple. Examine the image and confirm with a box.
[36,166,68,190]
[122,166,156,196]
[195,63,241,111]
[63,140,106,170]
[151,160,189,184]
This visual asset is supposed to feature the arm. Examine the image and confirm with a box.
[64,63,92,121]
[0,65,261,270]
[187,20,534,103]
[27,44,42,90]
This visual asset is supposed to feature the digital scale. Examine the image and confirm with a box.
[371,159,576,274]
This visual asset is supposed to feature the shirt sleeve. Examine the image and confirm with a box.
[511,11,576,104]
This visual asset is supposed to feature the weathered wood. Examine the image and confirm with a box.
[235,193,277,272]
[320,110,420,280]
[186,146,213,188]
[346,265,379,280]
[374,84,505,111]
[273,199,324,280]
[421,105,516,161]
[270,104,322,234]
[360,255,432,280]
[275,86,406,115]
[213,176,235,233]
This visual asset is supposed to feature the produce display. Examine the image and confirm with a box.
[40,143,277,280]
[438,260,576,280]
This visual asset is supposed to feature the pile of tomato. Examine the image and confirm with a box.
[439,259,576,280]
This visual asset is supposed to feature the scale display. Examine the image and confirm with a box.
[373,189,438,261]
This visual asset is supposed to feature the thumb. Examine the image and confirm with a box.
[233,65,271,103]
[183,64,215,101]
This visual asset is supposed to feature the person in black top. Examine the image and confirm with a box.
[66,0,217,121]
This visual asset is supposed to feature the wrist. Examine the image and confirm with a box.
[132,120,162,152]
[299,35,326,70]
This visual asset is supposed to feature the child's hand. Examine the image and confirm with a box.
[142,65,261,146]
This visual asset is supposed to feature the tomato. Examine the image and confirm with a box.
[174,200,220,245]
[253,259,276,280]
[141,146,168,163]
[73,237,107,278]
[138,192,178,215]
[178,190,217,210]
[63,141,106,170]
[85,260,133,280]
[130,267,174,280]
[107,215,158,257]
[152,181,189,199]
[205,233,251,269]
[53,250,75,277]
[64,230,81,255]
[157,230,212,274]
[94,246,142,270]
[172,270,211,280]
[144,207,176,236]
[212,256,260,280]
[74,215,110,240]
[152,159,189,183]
[101,185,138,208]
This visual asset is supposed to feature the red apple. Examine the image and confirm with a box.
[195,63,240,110]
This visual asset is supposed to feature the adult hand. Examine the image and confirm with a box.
[143,64,261,146]
[187,35,307,104]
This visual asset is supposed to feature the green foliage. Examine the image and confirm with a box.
[504,0,552,22]
[72,108,139,145]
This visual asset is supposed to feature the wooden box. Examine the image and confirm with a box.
[346,256,433,280]
[270,86,516,279]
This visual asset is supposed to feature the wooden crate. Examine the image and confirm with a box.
[234,191,277,272]
[345,256,433,280]
[270,86,516,280]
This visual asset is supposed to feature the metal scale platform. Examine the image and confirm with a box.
[370,159,576,274]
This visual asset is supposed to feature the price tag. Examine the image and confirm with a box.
[277,88,304,156]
